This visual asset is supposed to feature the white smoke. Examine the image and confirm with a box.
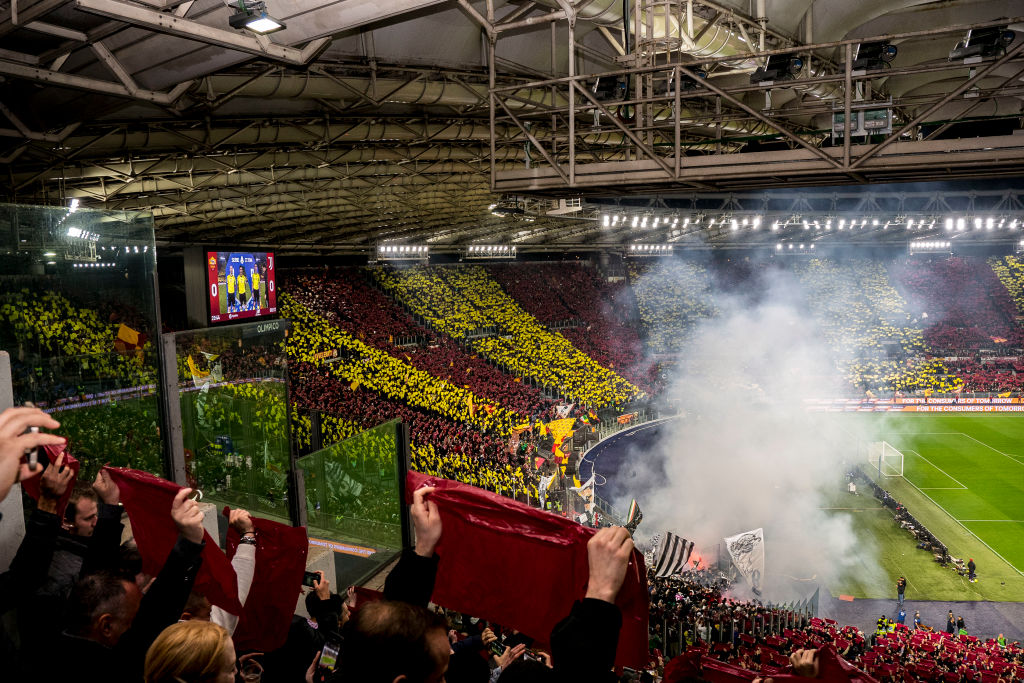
[625,258,881,600]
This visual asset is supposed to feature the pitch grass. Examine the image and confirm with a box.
[824,413,1024,603]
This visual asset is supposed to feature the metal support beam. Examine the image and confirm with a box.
[572,80,676,179]
[850,40,1024,169]
[457,0,494,38]
[0,58,193,103]
[495,9,567,33]
[0,0,73,38]
[25,20,87,41]
[74,0,331,66]
[924,64,1024,141]
[495,96,569,183]
[91,42,139,96]
[676,65,844,171]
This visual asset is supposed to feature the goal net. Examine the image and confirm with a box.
[867,441,904,477]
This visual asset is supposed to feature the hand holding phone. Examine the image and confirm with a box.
[319,641,341,671]
[302,571,321,589]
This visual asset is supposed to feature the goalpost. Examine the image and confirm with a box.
[867,441,905,477]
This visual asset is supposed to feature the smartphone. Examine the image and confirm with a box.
[319,641,341,670]
[488,637,505,657]
[303,571,321,588]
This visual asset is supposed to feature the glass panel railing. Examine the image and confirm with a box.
[297,420,407,588]
[0,203,161,478]
[172,320,291,522]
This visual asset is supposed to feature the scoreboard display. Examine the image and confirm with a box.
[207,251,277,323]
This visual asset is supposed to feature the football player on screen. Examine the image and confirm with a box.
[226,265,237,313]
[237,266,249,311]
[251,264,261,312]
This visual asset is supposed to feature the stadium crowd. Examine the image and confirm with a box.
[647,565,1024,683]
[282,293,521,436]
[628,260,718,355]
[375,265,642,408]
[890,258,1024,352]
[486,263,655,393]
[988,256,1024,317]
[793,259,961,395]
[283,269,553,418]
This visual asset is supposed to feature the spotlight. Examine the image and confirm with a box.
[751,52,804,83]
[949,26,1015,61]
[946,218,953,231]
[852,41,898,70]
[68,198,80,212]
[228,0,286,34]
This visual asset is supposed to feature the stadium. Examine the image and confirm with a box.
[2,0,1024,681]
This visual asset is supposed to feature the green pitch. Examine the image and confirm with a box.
[826,413,1024,602]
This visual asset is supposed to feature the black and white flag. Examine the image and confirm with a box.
[653,531,695,578]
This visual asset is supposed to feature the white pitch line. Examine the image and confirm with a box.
[903,449,968,490]
[954,432,1024,468]
[959,519,1024,523]
[900,473,1024,578]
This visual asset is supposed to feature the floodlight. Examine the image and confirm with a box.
[228,0,286,34]
[592,76,628,102]
[853,41,898,70]
[675,69,708,92]
[949,26,1015,61]
[751,53,804,83]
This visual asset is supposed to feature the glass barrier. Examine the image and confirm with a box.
[0,203,162,478]
[297,420,407,588]
[172,320,292,522]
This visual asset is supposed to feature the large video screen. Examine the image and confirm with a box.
[207,251,277,323]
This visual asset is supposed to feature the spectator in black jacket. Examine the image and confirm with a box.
[40,487,207,683]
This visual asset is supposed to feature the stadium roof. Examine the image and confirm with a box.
[1,0,1023,254]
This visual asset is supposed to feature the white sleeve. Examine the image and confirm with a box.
[211,543,257,634]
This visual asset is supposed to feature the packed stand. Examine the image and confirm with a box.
[647,564,1024,683]
[0,288,155,401]
[284,268,553,417]
[375,265,642,408]
[628,260,719,354]
[487,262,657,393]
[941,358,1024,393]
[890,257,1024,352]
[282,293,521,436]
[989,256,1024,317]
[792,259,960,395]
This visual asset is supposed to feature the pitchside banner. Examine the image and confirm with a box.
[724,527,765,595]
[805,398,1024,412]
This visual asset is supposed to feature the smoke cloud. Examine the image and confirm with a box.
[622,257,881,601]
